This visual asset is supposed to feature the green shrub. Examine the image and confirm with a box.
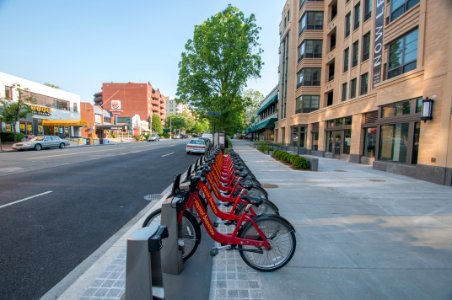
[292,156,310,170]
[1,132,24,142]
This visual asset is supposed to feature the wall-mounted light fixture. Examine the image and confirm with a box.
[421,96,435,122]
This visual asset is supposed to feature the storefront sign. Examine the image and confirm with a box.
[373,0,385,87]
[111,100,122,111]
[30,105,52,116]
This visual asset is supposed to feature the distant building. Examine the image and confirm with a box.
[248,86,278,141]
[94,82,167,127]
[0,72,82,138]
[166,97,177,115]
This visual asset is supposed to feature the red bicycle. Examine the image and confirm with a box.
[143,171,296,272]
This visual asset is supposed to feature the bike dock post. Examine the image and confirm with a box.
[160,198,184,274]
[123,225,168,300]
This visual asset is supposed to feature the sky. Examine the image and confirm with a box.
[0,0,285,102]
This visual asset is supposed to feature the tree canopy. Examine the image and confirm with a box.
[151,113,163,134]
[176,5,263,135]
[0,87,33,141]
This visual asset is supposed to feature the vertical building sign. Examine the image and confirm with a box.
[373,0,385,87]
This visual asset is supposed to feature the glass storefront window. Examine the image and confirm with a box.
[412,122,420,164]
[382,100,411,117]
[291,127,299,146]
[363,127,377,157]
[300,127,306,148]
[379,123,409,162]
[327,131,334,152]
[343,130,351,154]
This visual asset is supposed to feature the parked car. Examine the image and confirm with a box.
[173,134,182,139]
[12,135,70,151]
[186,138,207,154]
[147,133,160,142]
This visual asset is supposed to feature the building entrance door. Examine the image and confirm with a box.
[333,132,342,156]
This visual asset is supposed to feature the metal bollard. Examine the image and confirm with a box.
[160,198,184,274]
[124,225,168,300]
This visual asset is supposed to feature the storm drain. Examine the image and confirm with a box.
[261,183,279,189]
[369,179,386,182]
[143,194,163,201]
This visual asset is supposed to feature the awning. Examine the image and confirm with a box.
[248,117,277,133]
[256,94,278,115]
[42,120,88,127]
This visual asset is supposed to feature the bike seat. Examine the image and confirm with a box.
[241,194,264,206]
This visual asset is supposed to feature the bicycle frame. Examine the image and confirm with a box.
[177,185,271,249]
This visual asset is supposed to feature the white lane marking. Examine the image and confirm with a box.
[161,152,174,158]
[0,191,53,209]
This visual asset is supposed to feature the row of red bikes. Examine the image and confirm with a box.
[143,147,296,272]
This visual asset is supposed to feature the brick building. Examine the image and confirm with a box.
[94,82,167,127]
[276,0,452,185]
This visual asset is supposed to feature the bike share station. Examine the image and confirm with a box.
[122,173,212,300]
[121,146,296,299]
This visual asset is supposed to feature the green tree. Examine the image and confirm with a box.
[166,114,187,133]
[151,113,163,134]
[243,89,264,128]
[177,5,263,135]
[0,87,33,142]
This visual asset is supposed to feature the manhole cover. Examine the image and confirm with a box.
[334,169,346,172]
[369,179,386,182]
[261,183,278,189]
[144,194,163,201]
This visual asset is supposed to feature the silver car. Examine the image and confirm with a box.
[186,138,207,154]
[12,135,70,151]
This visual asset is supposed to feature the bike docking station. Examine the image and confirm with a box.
[123,224,168,300]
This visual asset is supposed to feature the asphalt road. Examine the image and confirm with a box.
[0,141,199,300]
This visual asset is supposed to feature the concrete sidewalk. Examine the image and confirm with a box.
[208,140,452,300]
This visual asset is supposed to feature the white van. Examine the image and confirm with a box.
[201,132,213,142]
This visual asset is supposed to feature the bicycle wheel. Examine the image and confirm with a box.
[238,215,296,272]
[142,208,201,262]
[234,199,279,216]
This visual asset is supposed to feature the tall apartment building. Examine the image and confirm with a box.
[276,0,452,185]
[95,82,167,126]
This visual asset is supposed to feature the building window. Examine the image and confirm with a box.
[352,40,359,67]
[362,32,370,61]
[326,90,334,107]
[343,48,349,72]
[291,127,299,146]
[364,0,372,21]
[390,0,420,21]
[344,129,351,154]
[297,68,321,87]
[330,0,338,20]
[4,86,13,100]
[298,40,322,61]
[382,99,412,117]
[342,83,348,101]
[379,123,409,162]
[354,2,360,30]
[363,127,377,157]
[296,95,320,113]
[360,73,369,95]
[311,123,319,151]
[345,13,351,37]
[388,28,418,79]
[327,60,335,81]
[73,102,78,113]
[350,78,357,99]
[299,11,324,34]
[329,29,337,51]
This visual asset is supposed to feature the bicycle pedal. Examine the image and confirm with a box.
[210,248,219,257]
[213,221,219,228]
